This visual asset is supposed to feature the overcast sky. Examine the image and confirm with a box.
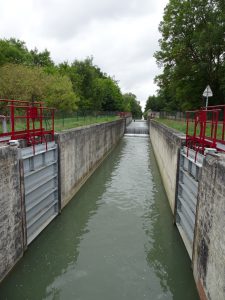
[0,0,168,109]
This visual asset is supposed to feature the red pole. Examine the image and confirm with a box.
[212,111,218,148]
[10,101,15,139]
[186,112,189,138]
[52,109,55,141]
[26,106,30,143]
[193,112,198,139]
[40,103,43,144]
[186,112,190,157]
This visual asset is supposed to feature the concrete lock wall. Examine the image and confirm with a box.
[193,154,225,300]
[0,118,125,282]
[149,120,225,300]
[0,145,24,283]
[55,119,125,208]
[149,120,185,213]
[125,116,132,126]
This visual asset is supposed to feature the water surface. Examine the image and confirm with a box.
[0,137,198,299]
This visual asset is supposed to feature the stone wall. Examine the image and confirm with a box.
[56,119,125,208]
[0,145,24,283]
[149,120,185,213]
[193,154,225,300]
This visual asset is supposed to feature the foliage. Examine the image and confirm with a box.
[30,48,54,67]
[0,38,141,114]
[98,78,125,111]
[123,93,142,118]
[0,64,78,112]
[0,63,47,100]
[154,0,225,111]
[59,58,125,111]
[0,38,54,68]
[0,38,32,66]
[44,74,78,112]
[144,95,165,112]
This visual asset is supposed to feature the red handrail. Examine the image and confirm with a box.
[186,105,225,161]
[0,99,55,154]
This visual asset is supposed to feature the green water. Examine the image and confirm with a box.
[0,137,199,300]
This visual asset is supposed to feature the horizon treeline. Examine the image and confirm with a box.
[145,0,225,113]
[0,38,142,117]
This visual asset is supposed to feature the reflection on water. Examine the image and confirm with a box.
[0,137,199,300]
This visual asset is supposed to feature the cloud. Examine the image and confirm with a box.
[0,0,169,110]
[32,0,163,40]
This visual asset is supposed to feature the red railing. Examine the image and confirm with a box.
[0,99,55,154]
[118,112,132,118]
[186,105,225,160]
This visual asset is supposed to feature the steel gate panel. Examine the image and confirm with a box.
[176,147,203,258]
[20,141,59,245]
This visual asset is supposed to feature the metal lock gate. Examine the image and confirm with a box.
[176,147,203,258]
[20,142,59,245]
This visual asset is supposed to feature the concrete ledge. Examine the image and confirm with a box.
[149,120,185,213]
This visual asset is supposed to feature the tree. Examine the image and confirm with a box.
[0,38,33,66]
[0,64,78,112]
[30,48,54,67]
[145,95,165,112]
[123,93,142,118]
[155,0,225,110]
[0,39,130,112]
[0,38,55,69]
[58,58,125,111]
[44,74,78,112]
[58,57,103,111]
[0,63,47,100]
[99,78,125,111]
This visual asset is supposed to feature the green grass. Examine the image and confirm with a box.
[0,115,119,134]
[156,118,224,138]
[156,118,187,134]
[54,115,119,131]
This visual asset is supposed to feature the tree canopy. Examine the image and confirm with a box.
[0,38,140,114]
[0,63,78,112]
[58,57,126,112]
[144,95,165,112]
[123,93,142,118]
[153,0,225,111]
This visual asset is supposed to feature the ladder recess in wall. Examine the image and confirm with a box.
[176,146,204,258]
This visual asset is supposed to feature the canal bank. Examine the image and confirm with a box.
[0,137,199,299]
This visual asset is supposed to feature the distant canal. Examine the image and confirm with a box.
[0,137,199,300]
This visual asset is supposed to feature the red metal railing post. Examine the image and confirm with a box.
[10,101,15,139]
[212,111,218,148]
[40,103,43,144]
[52,109,55,141]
